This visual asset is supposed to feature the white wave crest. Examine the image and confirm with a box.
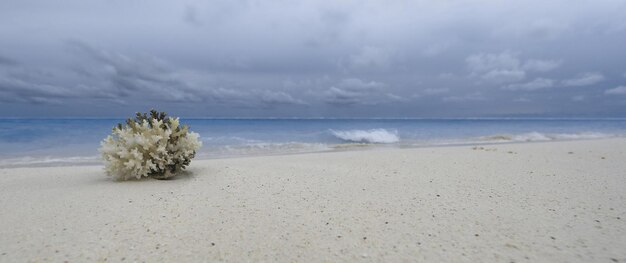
[0,155,101,168]
[330,129,399,143]
[480,131,614,142]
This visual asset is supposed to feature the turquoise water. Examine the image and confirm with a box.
[1,118,626,167]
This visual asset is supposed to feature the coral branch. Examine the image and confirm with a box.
[99,110,202,180]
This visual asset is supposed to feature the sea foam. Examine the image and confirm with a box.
[209,142,331,157]
[480,131,614,142]
[330,129,400,143]
[0,155,101,168]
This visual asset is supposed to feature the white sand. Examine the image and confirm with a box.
[1,139,625,262]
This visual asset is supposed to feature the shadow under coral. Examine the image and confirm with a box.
[102,170,196,182]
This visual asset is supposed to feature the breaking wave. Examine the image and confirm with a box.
[479,131,615,142]
[330,129,400,143]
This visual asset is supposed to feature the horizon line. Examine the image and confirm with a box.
[2,117,626,121]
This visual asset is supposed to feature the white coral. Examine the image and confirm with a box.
[99,117,202,180]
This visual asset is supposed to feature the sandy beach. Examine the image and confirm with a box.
[1,139,625,262]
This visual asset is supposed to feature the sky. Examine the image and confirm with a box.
[1,0,626,118]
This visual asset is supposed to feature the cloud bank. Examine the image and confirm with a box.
[1,0,626,117]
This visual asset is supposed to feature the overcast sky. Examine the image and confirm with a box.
[1,0,626,118]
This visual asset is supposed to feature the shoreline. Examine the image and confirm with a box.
[1,138,625,261]
[1,136,623,169]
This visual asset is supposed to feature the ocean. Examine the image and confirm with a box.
[1,118,626,168]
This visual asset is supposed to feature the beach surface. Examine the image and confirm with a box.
[1,139,625,262]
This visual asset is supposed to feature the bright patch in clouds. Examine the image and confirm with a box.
[503,78,555,91]
[522,59,561,72]
[561,73,605,87]
[605,86,626,95]
[466,52,560,84]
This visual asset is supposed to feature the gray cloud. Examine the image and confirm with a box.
[322,78,405,106]
[0,76,70,104]
[466,52,520,73]
[1,0,626,117]
[605,86,626,95]
[466,52,525,83]
[0,41,311,111]
[65,41,313,109]
[349,46,392,71]
[66,41,202,102]
[466,53,520,84]
[481,70,526,84]
[183,5,202,27]
[466,52,562,84]
[503,78,555,91]
[0,55,17,66]
[561,72,605,87]
[260,90,307,106]
[324,78,388,105]
[442,93,486,102]
[522,59,561,72]
[0,58,100,104]
[422,88,450,95]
